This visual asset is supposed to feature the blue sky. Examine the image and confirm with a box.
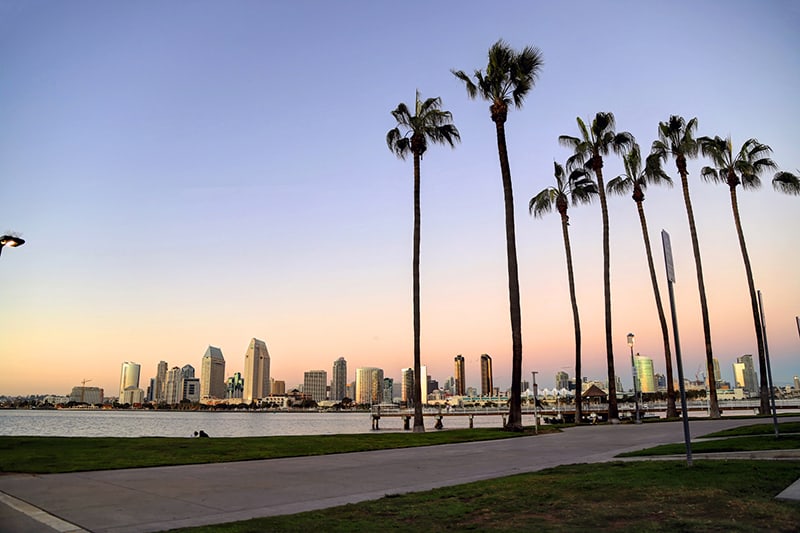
[1,0,798,396]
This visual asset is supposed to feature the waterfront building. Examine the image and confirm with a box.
[165,366,183,405]
[712,358,722,384]
[555,371,569,390]
[226,372,244,399]
[182,377,200,402]
[271,379,286,395]
[454,355,466,396]
[200,346,226,400]
[155,361,168,403]
[655,373,667,391]
[304,370,328,402]
[243,338,270,402]
[734,354,758,395]
[121,386,145,405]
[634,355,655,393]
[69,386,103,404]
[401,368,413,406]
[794,376,800,390]
[119,361,141,399]
[480,354,493,397]
[355,367,383,405]
[383,377,394,405]
[331,357,347,401]
[421,365,428,405]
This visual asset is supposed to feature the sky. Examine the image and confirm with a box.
[1,0,798,397]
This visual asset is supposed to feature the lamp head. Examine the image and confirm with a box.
[0,235,25,248]
[627,333,635,347]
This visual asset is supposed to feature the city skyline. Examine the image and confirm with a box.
[1,1,798,397]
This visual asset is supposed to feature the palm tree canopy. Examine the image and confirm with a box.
[607,143,672,197]
[559,112,634,167]
[452,39,544,122]
[529,161,596,218]
[773,170,800,195]
[698,136,777,190]
[651,115,699,166]
[386,91,460,160]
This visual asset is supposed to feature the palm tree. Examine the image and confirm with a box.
[452,39,543,431]
[773,171,800,194]
[698,136,777,414]
[559,112,633,421]
[607,143,678,418]
[651,115,720,418]
[530,161,597,423]
[387,91,460,432]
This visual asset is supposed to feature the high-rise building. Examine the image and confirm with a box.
[243,338,270,402]
[420,365,428,404]
[226,372,244,399]
[304,370,328,402]
[355,367,383,405]
[794,376,800,390]
[69,386,104,404]
[634,355,655,393]
[200,346,226,400]
[271,379,286,395]
[383,378,394,405]
[182,377,200,402]
[401,368,413,406]
[736,354,758,395]
[331,357,347,401]
[165,366,183,405]
[555,371,569,390]
[155,360,168,403]
[454,355,465,396]
[480,354,493,397]
[119,361,141,399]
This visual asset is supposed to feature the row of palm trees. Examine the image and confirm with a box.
[387,40,798,432]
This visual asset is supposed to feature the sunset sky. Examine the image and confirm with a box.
[1,0,798,397]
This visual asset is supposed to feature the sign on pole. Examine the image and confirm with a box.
[661,230,675,283]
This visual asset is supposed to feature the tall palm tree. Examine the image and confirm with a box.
[651,115,720,418]
[607,143,678,418]
[698,136,777,414]
[773,171,800,194]
[559,112,633,421]
[452,39,543,431]
[387,91,460,432]
[530,161,597,424]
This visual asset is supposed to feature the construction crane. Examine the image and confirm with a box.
[80,378,92,403]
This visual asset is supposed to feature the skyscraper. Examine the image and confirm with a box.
[304,370,327,402]
[331,357,347,401]
[555,371,569,390]
[401,367,414,406]
[480,354,493,397]
[226,372,244,399]
[454,355,465,396]
[201,346,226,400]
[155,360,168,403]
[634,355,655,393]
[119,361,141,399]
[735,354,758,395]
[243,338,270,402]
[420,365,428,404]
[355,367,383,405]
[165,366,182,405]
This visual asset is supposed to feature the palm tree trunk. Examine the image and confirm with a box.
[678,165,720,418]
[729,185,769,414]
[561,212,582,423]
[494,120,524,431]
[593,159,618,421]
[636,200,677,418]
[412,153,424,432]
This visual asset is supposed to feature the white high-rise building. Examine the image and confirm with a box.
[200,346,226,400]
[165,366,183,405]
[304,370,328,402]
[331,357,347,401]
[119,361,141,399]
[243,338,270,402]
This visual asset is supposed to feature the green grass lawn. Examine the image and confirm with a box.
[169,460,800,532]
[0,428,549,474]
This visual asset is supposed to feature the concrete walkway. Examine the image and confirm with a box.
[1,417,798,533]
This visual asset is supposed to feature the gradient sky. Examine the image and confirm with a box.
[1,0,798,397]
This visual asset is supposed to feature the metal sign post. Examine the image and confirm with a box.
[757,290,779,438]
[662,230,692,466]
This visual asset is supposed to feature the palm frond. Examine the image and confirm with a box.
[773,171,800,195]
[529,187,558,218]
[606,176,632,196]
[451,69,478,100]
[700,166,722,184]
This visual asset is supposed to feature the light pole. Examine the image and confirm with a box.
[0,235,25,258]
[627,333,640,423]
[531,371,538,434]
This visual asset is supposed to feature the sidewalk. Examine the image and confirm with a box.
[1,417,798,533]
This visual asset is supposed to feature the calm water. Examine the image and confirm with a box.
[0,409,521,437]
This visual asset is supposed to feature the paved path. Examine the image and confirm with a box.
[1,417,798,532]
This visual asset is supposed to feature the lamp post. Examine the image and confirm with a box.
[531,371,538,434]
[627,333,640,423]
[0,235,25,258]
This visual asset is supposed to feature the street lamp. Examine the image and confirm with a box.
[0,235,25,258]
[627,333,640,424]
[531,371,538,434]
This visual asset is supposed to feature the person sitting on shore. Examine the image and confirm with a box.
[198,430,209,438]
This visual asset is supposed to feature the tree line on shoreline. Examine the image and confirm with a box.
[387,39,799,432]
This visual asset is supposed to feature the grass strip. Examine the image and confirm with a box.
[170,460,800,533]
[620,434,800,457]
[700,421,800,438]
[0,428,548,474]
